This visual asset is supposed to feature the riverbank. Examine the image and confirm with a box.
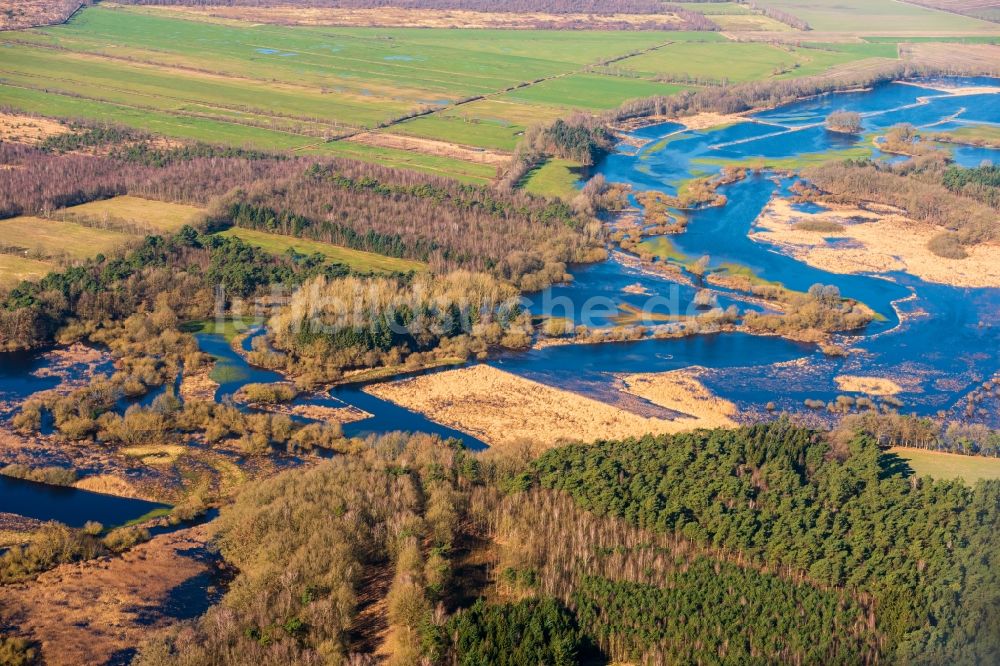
[0,522,217,666]
[363,364,734,451]
[618,367,738,429]
[750,197,1000,289]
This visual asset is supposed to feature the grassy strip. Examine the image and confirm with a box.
[0,255,57,289]
[890,447,1000,484]
[217,228,426,274]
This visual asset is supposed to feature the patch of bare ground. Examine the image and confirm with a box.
[0,523,216,666]
[363,364,722,451]
[834,375,904,396]
[898,80,1000,95]
[178,368,218,402]
[347,131,510,166]
[145,5,686,29]
[346,561,393,659]
[0,513,43,548]
[0,0,81,30]
[618,367,738,429]
[253,401,371,424]
[613,112,749,133]
[673,111,749,131]
[0,113,70,145]
[898,0,1000,24]
[901,42,1000,73]
[751,197,1000,288]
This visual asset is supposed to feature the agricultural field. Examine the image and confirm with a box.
[753,0,999,33]
[890,447,1000,484]
[217,228,427,275]
[674,2,792,31]
[53,196,205,233]
[0,215,134,262]
[612,41,883,84]
[0,7,669,131]
[0,255,56,289]
[898,0,1000,22]
[388,114,524,151]
[0,4,940,181]
[499,74,689,111]
[0,196,205,286]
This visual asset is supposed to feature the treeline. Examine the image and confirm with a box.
[897,0,1000,23]
[214,161,603,283]
[503,116,615,190]
[942,163,1000,209]
[804,158,999,258]
[264,272,533,383]
[2,140,603,287]
[113,0,693,16]
[838,411,1000,457]
[606,62,970,122]
[131,422,998,664]
[491,487,879,664]
[532,422,1000,663]
[742,0,810,30]
[134,433,478,665]
[0,0,84,30]
[113,0,720,29]
[0,227,357,350]
[0,142,299,218]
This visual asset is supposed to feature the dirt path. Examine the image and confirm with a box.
[0,523,217,666]
[346,132,510,165]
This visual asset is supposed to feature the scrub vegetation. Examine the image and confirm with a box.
[804,157,1000,259]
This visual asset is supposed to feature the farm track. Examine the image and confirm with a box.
[4,29,678,157]
[329,38,681,148]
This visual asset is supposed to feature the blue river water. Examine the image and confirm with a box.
[516,78,999,422]
[0,78,998,527]
[0,474,168,528]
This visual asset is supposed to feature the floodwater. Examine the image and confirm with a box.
[0,474,168,528]
[519,78,1000,423]
[0,78,997,527]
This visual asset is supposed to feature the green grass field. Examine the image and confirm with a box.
[890,447,1000,485]
[520,158,583,200]
[674,2,752,15]
[933,124,1000,146]
[1,7,671,137]
[710,14,792,31]
[638,236,686,262]
[218,228,427,274]
[181,317,264,343]
[618,42,807,83]
[390,114,523,151]
[0,196,208,287]
[500,74,689,111]
[2,3,994,188]
[321,140,499,183]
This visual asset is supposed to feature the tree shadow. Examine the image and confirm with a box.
[104,647,137,666]
[879,451,914,481]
